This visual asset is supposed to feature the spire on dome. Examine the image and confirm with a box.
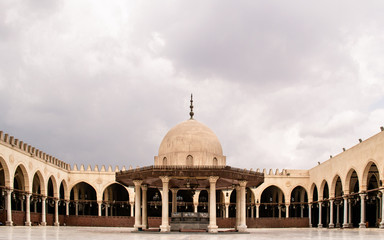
[189,94,194,119]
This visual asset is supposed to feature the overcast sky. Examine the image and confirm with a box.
[1,0,384,171]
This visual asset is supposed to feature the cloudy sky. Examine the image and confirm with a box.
[1,0,384,171]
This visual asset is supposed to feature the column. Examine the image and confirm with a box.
[380,190,384,228]
[359,193,366,228]
[97,201,102,217]
[301,205,304,218]
[329,200,334,228]
[171,188,178,214]
[256,204,260,218]
[65,200,69,216]
[225,203,229,218]
[348,199,352,227]
[159,176,170,232]
[5,190,13,226]
[308,203,312,227]
[54,199,59,226]
[235,186,240,229]
[237,180,247,232]
[75,201,79,216]
[193,190,199,213]
[208,176,219,233]
[285,204,290,218]
[336,202,340,228]
[342,196,348,228]
[318,202,323,228]
[251,206,254,218]
[25,193,31,226]
[20,199,24,212]
[278,206,282,218]
[141,185,148,229]
[130,202,134,217]
[41,197,47,226]
[133,180,142,230]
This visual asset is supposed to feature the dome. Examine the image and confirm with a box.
[155,119,226,166]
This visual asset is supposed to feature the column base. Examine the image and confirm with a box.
[342,223,349,228]
[6,221,13,226]
[349,223,353,228]
[208,225,218,233]
[54,222,60,226]
[133,225,142,231]
[237,224,247,232]
[41,222,47,226]
[328,223,334,228]
[335,223,340,228]
[318,224,323,228]
[359,223,366,228]
[160,224,170,232]
[380,222,384,229]
[25,221,31,226]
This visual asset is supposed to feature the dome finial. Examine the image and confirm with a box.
[189,94,194,119]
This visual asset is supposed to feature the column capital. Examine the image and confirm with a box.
[170,188,179,194]
[360,193,367,197]
[329,199,334,203]
[133,180,143,186]
[208,176,219,183]
[141,184,148,191]
[159,176,170,183]
[239,180,247,187]
[41,196,47,201]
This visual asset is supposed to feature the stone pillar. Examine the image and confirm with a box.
[251,206,254,218]
[235,186,240,229]
[54,199,59,226]
[256,204,260,218]
[41,197,47,226]
[65,200,69,216]
[308,203,312,227]
[348,199,352,227]
[301,205,304,218]
[285,204,290,218]
[20,199,24,212]
[75,201,79,216]
[98,201,102,217]
[342,196,348,228]
[237,180,247,232]
[130,202,134,217]
[225,203,229,218]
[380,190,384,228]
[159,176,170,232]
[25,193,31,226]
[336,202,340,228]
[318,202,323,228]
[193,190,200,213]
[329,200,334,228]
[133,180,143,230]
[171,188,178,214]
[141,185,148,229]
[5,189,13,226]
[208,176,219,233]
[359,193,366,228]
[278,206,282,218]
[34,200,37,213]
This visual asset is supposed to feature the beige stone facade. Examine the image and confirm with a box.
[1,117,384,230]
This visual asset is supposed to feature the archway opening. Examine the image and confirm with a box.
[59,181,66,215]
[321,182,329,227]
[198,190,208,213]
[349,170,360,227]
[70,182,97,216]
[333,176,343,228]
[0,161,6,211]
[47,177,55,214]
[366,163,380,227]
[260,186,285,218]
[103,183,130,216]
[311,185,319,226]
[12,166,27,211]
[290,186,308,218]
[147,188,162,217]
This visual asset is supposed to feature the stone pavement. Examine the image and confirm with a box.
[1,227,384,240]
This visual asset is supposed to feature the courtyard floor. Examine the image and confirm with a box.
[1,227,384,240]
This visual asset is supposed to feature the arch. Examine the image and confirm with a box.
[47,175,59,198]
[102,183,130,216]
[309,183,318,201]
[186,155,193,166]
[69,180,98,195]
[260,185,286,218]
[14,164,30,192]
[344,168,359,194]
[32,170,46,195]
[70,181,98,216]
[289,185,308,203]
[362,161,380,191]
[289,186,308,218]
[319,180,329,200]
[59,180,68,200]
[330,174,342,197]
[0,156,11,188]
[213,157,218,166]
[163,157,167,166]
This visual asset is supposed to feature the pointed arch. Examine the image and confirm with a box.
[344,168,359,194]
[47,175,59,198]
[32,170,46,195]
[59,179,68,200]
[0,155,11,188]
[309,183,318,202]
[362,160,380,191]
[14,163,30,192]
[330,175,342,197]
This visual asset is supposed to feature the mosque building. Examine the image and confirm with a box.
[0,96,384,232]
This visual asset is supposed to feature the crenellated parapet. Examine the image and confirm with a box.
[0,130,70,171]
[69,164,129,173]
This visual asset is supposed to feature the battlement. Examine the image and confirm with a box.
[0,130,70,171]
[70,164,129,173]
